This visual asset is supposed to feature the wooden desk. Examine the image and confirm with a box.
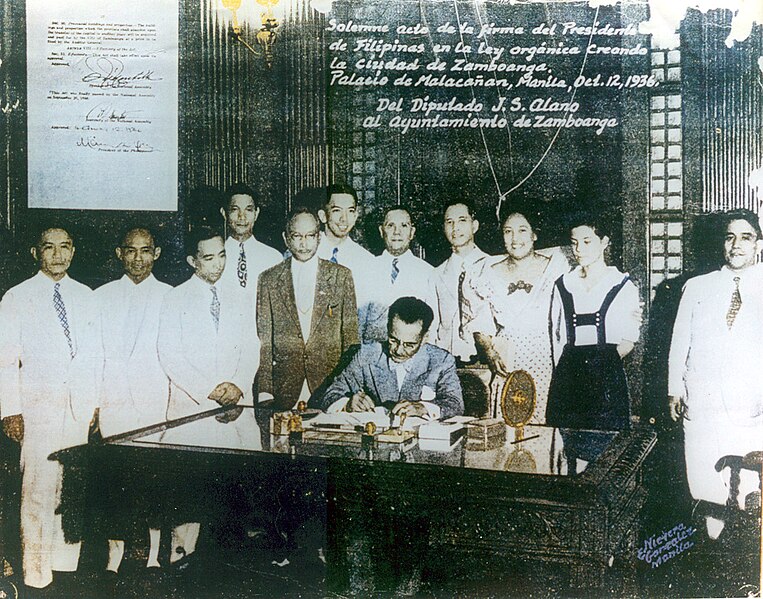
[52,407,656,592]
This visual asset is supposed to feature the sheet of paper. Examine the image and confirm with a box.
[26,0,178,210]
[308,406,393,430]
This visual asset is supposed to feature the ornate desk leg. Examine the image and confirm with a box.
[620,526,639,594]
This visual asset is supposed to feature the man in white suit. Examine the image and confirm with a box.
[0,228,100,590]
[669,209,763,540]
[316,183,375,307]
[218,182,282,318]
[96,227,172,574]
[360,206,435,343]
[157,225,260,566]
[432,201,490,363]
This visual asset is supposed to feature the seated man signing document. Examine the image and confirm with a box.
[317,296,464,421]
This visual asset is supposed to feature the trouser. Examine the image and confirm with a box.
[0,435,22,576]
[684,417,762,509]
[170,523,200,563]
[20,453,81,588]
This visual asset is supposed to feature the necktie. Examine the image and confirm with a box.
[53,282,74,358]
[330,247,339,264]
[210,286,221,331]
[391,258,400,284]
[726,276,742,329]
[457,268,466,336]
[237,242,247,288]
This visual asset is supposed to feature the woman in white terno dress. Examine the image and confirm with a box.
[465,209,573,424]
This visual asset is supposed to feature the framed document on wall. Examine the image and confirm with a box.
[26,0,179,211]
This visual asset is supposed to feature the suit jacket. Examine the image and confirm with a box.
[97,274,172,436]
[158,275,259,417]
[0,272,101,588]
[668,265,763,420]
[0,272,100,448]
[317,341,464,420]
[432,247,489,360]
[257,258,359,410]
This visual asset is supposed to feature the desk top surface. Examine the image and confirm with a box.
[112,406,621,478]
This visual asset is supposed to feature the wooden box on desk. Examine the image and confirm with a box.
[465,417,506,451]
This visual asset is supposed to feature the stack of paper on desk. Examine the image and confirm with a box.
[307,407,428,432]
[307,407,392,431]
[417,416,475,451]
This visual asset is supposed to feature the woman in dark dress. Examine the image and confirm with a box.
[546,216,641,433]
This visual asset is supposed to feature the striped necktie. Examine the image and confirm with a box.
[53,282,74,358]
[237,242,247,287]
[391,258,400,284]
[210,286,221,331]
[726,276,742,329]
[457,268,466,336]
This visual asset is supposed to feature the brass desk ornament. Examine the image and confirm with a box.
[287,412,303,447]
[499,370,536,443]
[362,421,376,453]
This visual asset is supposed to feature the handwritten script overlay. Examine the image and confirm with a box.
[327,7,656,136]
[27,0,178,210]
[637,522,697,568]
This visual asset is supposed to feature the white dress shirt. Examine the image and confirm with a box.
[317,233,373,305]
[96,274,172,436]
[432,246,490,360]
[360,250,436,343]
[220,235,282,322]
[291,254,319,340]
[550,266,640,362]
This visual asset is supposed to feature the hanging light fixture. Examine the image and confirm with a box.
[221,0,280,68]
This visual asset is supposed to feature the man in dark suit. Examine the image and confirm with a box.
[318,296,464,421]
[257,207,359,410]
[316,297,463,594]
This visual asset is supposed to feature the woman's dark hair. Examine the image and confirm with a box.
[566,210,613,240]
[499,203,542,235]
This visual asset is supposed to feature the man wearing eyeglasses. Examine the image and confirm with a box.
[257,207,359,411]
[318,296,463,421]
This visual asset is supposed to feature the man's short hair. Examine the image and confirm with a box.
[442,199,477,220]
[387,296,434,335]
[222,182,258,212]
[185,225,224,257]
[381,204,415,224]
[285,206,320,235]
[722,208,762,240]
[34,226,73,250]
[120,227,155,248]
[325,183,358,209]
